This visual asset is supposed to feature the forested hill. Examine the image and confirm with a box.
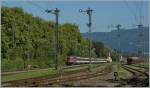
[82,27,149,54]
[2,7,116,71]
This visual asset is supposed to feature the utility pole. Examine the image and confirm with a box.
[116,24,121,56]
[113,24,121,81]
[116,24,121,68]
[79,7,93,71]
[46,8,60,70]
[136,23,143,57]
[109,24,121,62]
[136,23,144,66]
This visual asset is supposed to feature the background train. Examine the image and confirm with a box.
[126,57,143,65]
[66,56,109,65]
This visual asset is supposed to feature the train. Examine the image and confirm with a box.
[66,56,109,65]
[126,57,143,65]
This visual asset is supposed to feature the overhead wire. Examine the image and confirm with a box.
[135,0,143,24]
[124,0,145,25]
[27,1,46,11]
[124,0,139,24]
[124,0,145,57]
[139,0,144,24]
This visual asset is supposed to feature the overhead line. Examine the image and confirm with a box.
[27,1,46,11]
[139,0,144,24]
[124,0,138,23]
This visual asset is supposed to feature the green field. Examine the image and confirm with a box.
[2,63,134,82]
[2,63,109,82]
[112,63,132,79]
[2,68,57,82]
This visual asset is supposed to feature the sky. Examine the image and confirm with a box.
[2,0,149,33]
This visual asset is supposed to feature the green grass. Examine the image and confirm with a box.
[112,64,132,79]
[2,63,110,82]
[92,63,111,72]
[129,65,144,70]
[63,66,88,72]
[63,64,103,72]
[2,68,57,82]
[132,63,149,69]
[3,65,94,82]
[118,67,132,78]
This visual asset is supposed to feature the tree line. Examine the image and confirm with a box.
[1,7,119,71]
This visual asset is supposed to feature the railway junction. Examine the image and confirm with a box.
[1,1,149,87]
[2,62,149,87]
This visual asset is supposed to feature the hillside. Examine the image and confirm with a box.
[82,27,149,54]
[1,7,116,71]
[1,7,89,70]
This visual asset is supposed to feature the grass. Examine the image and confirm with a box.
[92,63,111,72]
[63,64,103,72]
[3,65,94,82]
[63,66,88,72]
[2,68,57,82]
[129,65,144,70]
[112,63,132,79]
[118,67,132,79]
[132,63,149,69]
[2,63,110,82]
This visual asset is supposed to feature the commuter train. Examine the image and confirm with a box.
[66,56,109,65]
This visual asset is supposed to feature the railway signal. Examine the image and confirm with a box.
[109,24,122,81]
[46,8,60,70]
[109,24,122,61]
[114,24,122,81]
[79,7,93,72]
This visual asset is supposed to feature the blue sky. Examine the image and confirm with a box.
[2,0,149,33]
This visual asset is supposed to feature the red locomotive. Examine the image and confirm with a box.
[127,57,141,65]
[66,56,77,65]
[127,57,133,65]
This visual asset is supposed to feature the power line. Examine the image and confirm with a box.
[28,1,46,11]
[124,0,138,23]
[124,0,144,25]
[134,1,143,24]
[139,0,144,24]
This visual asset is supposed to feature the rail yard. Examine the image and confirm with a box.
[2,62,149,87]
[1,1,149,87]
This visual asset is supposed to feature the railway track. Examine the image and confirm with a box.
[131,64,149,70]
[2,64,111,87]
[122,65,148,76]
[2,67,88,87]
[121,65,149,87]
[39,66,112,87]
[63,64,102,69]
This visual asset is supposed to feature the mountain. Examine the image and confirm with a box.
[82,27,149,54]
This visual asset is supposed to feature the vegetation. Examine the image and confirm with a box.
[111,63,132,79]
[2,68,57,81]
[1,7,119,71]
[1,64,103,81]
